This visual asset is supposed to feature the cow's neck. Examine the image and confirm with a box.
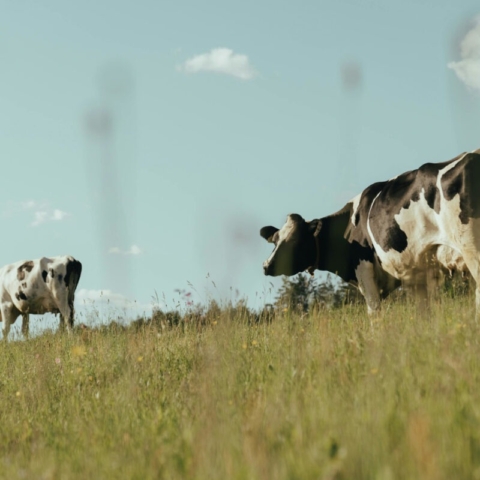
[314,207,374,284]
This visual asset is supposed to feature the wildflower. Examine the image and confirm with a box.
[371,368,378,375]
[16,391,21,397]
[55,358,61,365]
[252,340,258,346]
[242,343,247,350]
[137,356,143,363]
[212,321,218,326]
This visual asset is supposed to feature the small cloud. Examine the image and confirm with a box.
[51,209,68,221]
[448,16,480,92]
[2,200,70,227]
[21,200,37,210]
[32,208,70,227]
[108,244,143,255]
[31,211,48,227]
[76,288,155,315]
[178,48,257,80]
[126,244,142,255]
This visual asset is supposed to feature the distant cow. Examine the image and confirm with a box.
[261,149,479,315]
[0,256,82,340]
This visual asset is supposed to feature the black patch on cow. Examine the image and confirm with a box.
[15,290,27,301]
[441,152,480,224]
[63,258,82,327]
[64,259,82,288]
[345,182,387,248]
[50,269,55,279]
[58,274,63,283]
[316,205,376,283]
[17,261,34,281]
[42,270,48,282]
[21,282,27,288]
[367,157,458,253]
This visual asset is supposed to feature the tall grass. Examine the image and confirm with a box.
[1,295,479,479]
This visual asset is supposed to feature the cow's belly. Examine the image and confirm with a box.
[375,248,430,282]
[13,294,59,315]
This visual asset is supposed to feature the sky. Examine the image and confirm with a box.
[1,0,480,334]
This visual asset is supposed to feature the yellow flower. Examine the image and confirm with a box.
[71,345,87,357]
[370,368,379,375]
[16,391,21,397]
[137,356,143,363]
[252,340,258,346]
[242,343,247,350]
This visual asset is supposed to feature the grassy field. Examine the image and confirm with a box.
[1,295,480,479]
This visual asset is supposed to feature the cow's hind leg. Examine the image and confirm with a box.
[456,251,480,321]
[58,302,73,334]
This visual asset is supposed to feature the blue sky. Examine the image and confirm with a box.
[1,0,480,331]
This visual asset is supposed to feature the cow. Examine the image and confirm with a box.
[0,255,82,340]
[260,149,480,315]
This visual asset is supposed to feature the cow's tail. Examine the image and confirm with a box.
[65,258,82,325]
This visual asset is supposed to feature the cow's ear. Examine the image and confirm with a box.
[308,219,322,237]
[260,226,279,243]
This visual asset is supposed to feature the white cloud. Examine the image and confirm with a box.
[21,200,37,210]
[76,288,155,316]
[108,244,143,255]
[31,208,70,227]
[126,244,142,255]
[448,16,480,92]
[2,200,70,227]
[178,48,257,80]
[51,209,68,221]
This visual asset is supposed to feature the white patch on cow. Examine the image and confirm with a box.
[355,260,380,314]
[349,194,362,226]
[436,155,467,197]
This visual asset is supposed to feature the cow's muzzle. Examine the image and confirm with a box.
[263,262,271,276]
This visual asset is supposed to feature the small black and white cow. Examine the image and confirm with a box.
[0,256,82,340]
[261,149,480,315]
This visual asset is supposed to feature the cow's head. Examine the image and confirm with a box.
[260,214,321,276]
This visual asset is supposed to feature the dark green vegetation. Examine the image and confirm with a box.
[0,279,478,479]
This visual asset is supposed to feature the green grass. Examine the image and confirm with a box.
[1,296,480,479]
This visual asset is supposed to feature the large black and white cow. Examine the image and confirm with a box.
[0,255,82,340]
[260,149,480,314]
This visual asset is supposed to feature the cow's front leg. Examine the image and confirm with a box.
[21,314,29,338]
[355,260,381,315]
[1,304,17,341]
